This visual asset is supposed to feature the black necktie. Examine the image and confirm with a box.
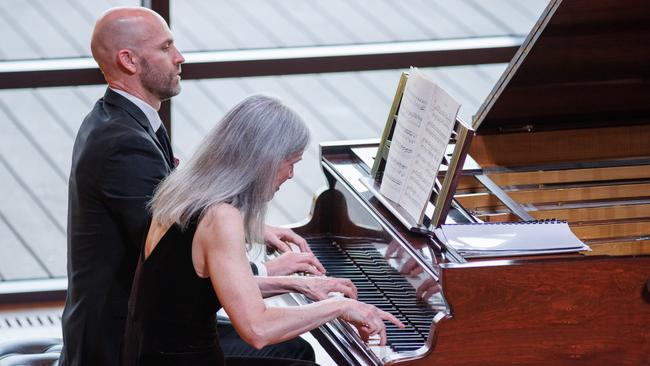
[155,125,174,167]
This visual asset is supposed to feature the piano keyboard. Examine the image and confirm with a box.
[308,236,440,354]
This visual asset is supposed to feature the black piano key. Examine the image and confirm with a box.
[392,344,424,352]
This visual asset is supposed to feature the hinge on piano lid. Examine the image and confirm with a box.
[497,124,535,133]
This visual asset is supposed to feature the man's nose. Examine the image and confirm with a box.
[175,47,185,64]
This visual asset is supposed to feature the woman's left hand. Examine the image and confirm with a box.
[263,225,311,253]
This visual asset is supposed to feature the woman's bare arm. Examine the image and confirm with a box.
[194,203,402,349]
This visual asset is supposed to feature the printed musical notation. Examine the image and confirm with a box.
[380,67,460,224]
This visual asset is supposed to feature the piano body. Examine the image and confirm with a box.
[288,0,650,365]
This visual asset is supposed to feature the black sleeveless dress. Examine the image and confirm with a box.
[123,218,320,366]
[123,217,225,366]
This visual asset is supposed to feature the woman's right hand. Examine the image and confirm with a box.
[337,298,405,346]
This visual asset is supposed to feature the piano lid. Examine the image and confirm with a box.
[472,0,650,134]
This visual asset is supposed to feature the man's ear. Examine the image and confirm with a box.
[116,49,137,74]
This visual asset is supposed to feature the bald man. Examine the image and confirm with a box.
[60,7,325,366]
[60,7,184,366]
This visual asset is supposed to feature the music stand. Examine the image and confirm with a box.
[364,72,476,232]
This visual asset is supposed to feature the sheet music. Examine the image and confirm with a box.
[435,220,591,258]
[380,67,460,223]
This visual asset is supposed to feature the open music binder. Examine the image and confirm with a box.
[434,220,591,258]
[361,68,475,233]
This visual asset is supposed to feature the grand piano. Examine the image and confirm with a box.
[287,0,650,364]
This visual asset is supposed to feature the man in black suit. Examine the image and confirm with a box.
[60,7,342,366]
[60,7,183,366]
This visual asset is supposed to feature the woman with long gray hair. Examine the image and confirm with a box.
[123,94,403,366]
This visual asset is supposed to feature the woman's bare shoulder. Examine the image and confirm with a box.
[196,203,244,244]
[203,203,240,222]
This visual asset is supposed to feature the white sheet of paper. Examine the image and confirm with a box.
[436,221,590,257]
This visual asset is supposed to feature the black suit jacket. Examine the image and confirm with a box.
[59,88,173,366]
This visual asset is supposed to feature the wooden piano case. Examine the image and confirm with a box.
[436,0,650,364]
[305,0,650,365]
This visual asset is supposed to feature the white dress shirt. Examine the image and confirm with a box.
[110,88,162,132]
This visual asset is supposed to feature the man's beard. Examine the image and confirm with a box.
[140,58,181,101]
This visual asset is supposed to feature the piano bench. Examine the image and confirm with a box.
[0,338,61,366]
